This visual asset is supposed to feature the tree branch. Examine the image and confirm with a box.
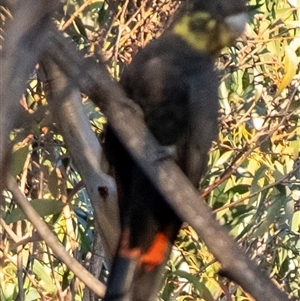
[6,175,106,297]
[0,0,57,191]
[40,58,120,259]
[45,26,291,301]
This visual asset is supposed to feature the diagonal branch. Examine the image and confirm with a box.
[40,58,120,259]
[6,175,106,297]
[45,26,290,301]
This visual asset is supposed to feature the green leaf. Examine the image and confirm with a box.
[215,150,233,167]
[275,46,298,97]
[226,184,251,195]
[250,194,283,238]
[5,199,65,224]
[89,1,104,12]
[173,270,214,300]
[48,169,59,198]
[291,211,300,233]
[249,165,267,206]
[0,282,17,301]
[10,144,30,176]
[24,288,41,301]
[32,260,57,293]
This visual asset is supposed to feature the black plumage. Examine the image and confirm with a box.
[104,1,247,300]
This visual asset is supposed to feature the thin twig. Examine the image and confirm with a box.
[60,0,93,31]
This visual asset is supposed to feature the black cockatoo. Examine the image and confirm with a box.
[104,0,247,300]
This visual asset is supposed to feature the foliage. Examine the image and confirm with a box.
[163,0,300,299]
[0,0,299,300]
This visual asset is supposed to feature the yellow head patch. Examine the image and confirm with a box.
[172,11,239,54]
